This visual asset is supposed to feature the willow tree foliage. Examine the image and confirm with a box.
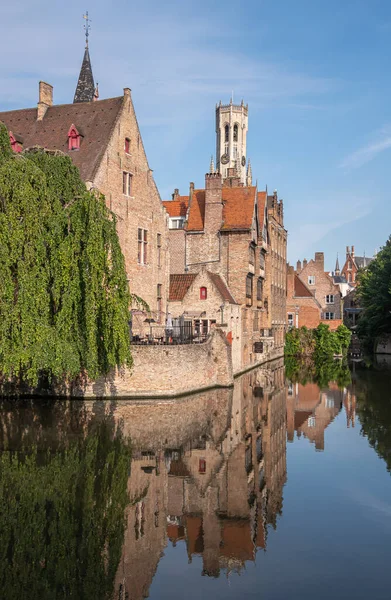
[0,415,131,599]
[357,236,391,349]
[0,122,132,386]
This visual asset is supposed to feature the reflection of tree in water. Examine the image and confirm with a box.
[0,399,131,600]
[285,356,351,389]
[354,371,391,473]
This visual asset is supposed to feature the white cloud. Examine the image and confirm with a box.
[339,126,391,169]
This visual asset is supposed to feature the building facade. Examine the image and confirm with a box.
[0,45,170,329]
[163,101,287,372]
[340,245,373,287]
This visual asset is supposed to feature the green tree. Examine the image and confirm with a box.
[357,236,391,349]
[0,123,132,387]
[0,413,132,599]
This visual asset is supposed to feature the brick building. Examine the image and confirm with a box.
[340,245,373,287]
[0,42,170,328]
[287,252,343,330]
[163,100,287,372]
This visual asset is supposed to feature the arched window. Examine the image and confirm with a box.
[233,123,238,142]
[224,124,229,143]
[200,286,207,300]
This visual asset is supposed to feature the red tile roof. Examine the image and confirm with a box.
[208,272,237,304]
[169,272,237,303]
[169,274,197,301]
[162,197,189,218]
[257,191,267,229]
[221,186,257,231]
[294,275,314,297]
[182,185,257,232]
[0,96,124,181]
[187,190,205,231]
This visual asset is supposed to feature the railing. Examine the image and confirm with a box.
[131,323,209,345]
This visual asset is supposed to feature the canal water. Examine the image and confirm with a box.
[0,358,390,599]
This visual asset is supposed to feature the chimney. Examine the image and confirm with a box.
[189,182,194,203]
[351,245,355,257]
[296,260,302,272]
[314,252,324,269]
[346,246,350,258]
[204,172,222,233]
[303,258,308,268]
[123,87,131,98]
[172,188,179,200]
[37,81,53,121]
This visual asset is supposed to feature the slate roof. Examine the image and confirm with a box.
[162,197,189,218]
[354,256,373,269]
[294,275,314,297]
[0,96,124,181]
[74,47,95,103]
[333,275,347,283]
[169,274,197,301]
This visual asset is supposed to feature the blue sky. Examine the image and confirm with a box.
[1,0,390,269]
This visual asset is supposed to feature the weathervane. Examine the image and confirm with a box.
[83,11,91,48]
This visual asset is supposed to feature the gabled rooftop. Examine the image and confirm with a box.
[0,96,124,181]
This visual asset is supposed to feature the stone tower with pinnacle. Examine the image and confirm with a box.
[215,98,249,184]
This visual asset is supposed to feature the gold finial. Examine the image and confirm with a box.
[83,11,91,48]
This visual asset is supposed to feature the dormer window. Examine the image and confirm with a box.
[125,138,130,154]
[67,124,82,151]
[9,131,22,153]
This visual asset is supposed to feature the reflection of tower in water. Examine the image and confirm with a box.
[113,359,288,598]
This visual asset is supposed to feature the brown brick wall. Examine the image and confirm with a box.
[70,328,233,397]
[93,90,170,319]
[297,254,342,319]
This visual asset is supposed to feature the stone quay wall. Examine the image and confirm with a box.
[71,328,234,398]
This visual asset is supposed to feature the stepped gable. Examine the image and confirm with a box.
[0,96,123,181]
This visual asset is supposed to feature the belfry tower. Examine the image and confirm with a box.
[215,98,249,184]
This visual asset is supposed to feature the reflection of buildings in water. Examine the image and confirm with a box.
[286,381,344,450]
[114,359,287,598]
[344,389,357,428]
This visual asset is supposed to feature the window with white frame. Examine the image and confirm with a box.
[137,228,148,264]
[123,171,133,196]
[169,217,184,230]
[288,313,294,327]
[324,312,334,320]
[308,275,315,285]
[307,416,316,427]
[326,294,334,304]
